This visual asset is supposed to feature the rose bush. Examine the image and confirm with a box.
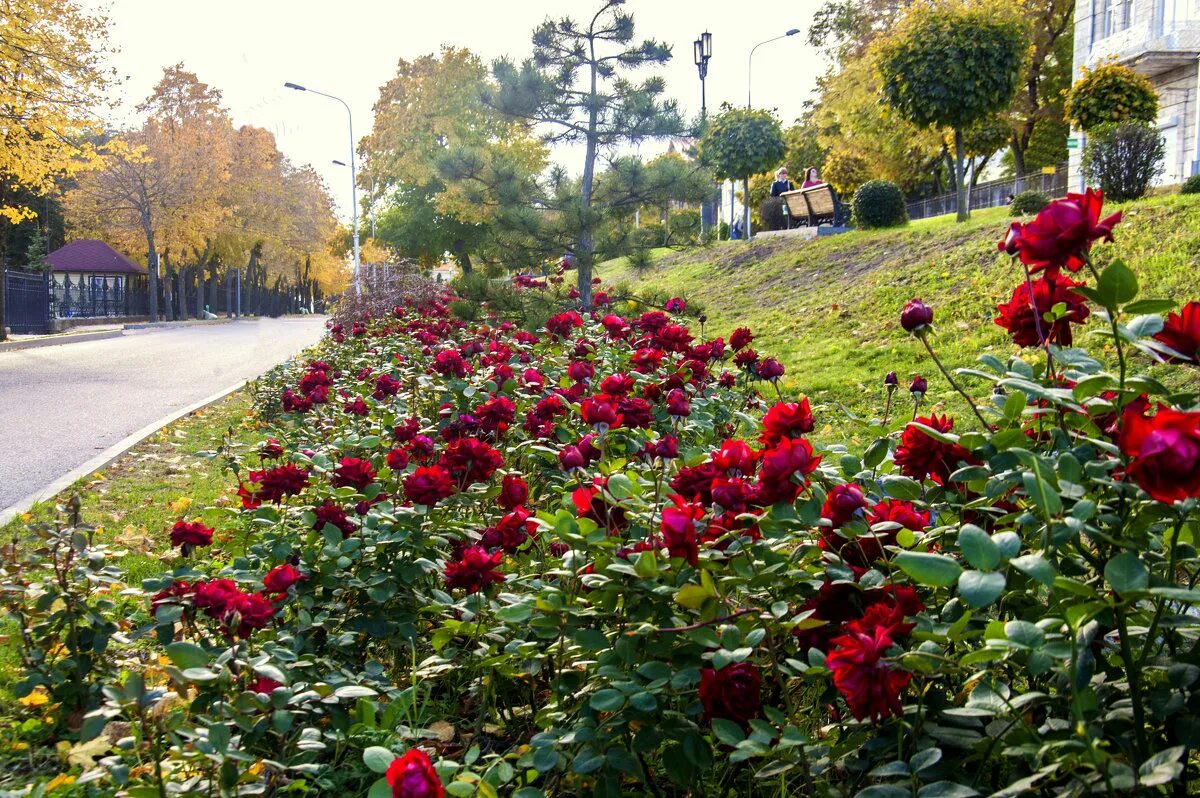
[2,187,1199,797]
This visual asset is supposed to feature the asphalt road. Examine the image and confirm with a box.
[0,317,327,511]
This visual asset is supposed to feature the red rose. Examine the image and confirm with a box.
[761,400,815,444]
[824,499,929,565]
[581,395,620,428]
[479,507,535,553]
[333,457,377,491]
[394,418,421,442]
[821,483,868,529]
[730,327,754,351]
[498,474,529,510]
[665,388,691,417]
[894,415,974,485]
[665,296,686,313]
[909,376,927,395]
[545,311,583,339]
[698,662,762,725]
[373,373,401,400]
[439,438,503,486]
[387,448,410,471]
[404,466,457,506]
[313,501,356,537]
[475,395,516,432]
[642,435,679,461]
[599,373,635,396]
[559,445,586,470]
[994,273,1090,348]
[245,464,310,504]
[386,748,444,798]
[617,396,653,428]
[756,437,821,504]
[1153,301,1200,364]
[900,299,933,333]
[344,396,370,416]
[757,357,785,381]
[263,564,305,595]
[733,349,759,370]
[1118,404,1200,504]
[827,620,911,721]
[170,520,213,551]
[661,495,704,565]
[443,545,505,594]
[568,360,595,383]
[249,675,283,695]
[999,188,1122,274]
[260,438,284,458]
[712,439,758,476]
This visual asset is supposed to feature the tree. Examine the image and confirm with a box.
[697,106,786,238]
[487,0,682,307]
[877,3,1026,220]
[1008,0,1074,176]
[783,113,828,185]
[1066,62,1159,132]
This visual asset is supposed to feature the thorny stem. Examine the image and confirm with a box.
[918,334,991,429]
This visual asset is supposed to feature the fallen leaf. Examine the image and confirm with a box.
[65,736,111,768]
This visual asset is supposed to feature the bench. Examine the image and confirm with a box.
[780,184,851,229]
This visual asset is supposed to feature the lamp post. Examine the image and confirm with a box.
[285,82,360,296]
[742,28,800,241]
[693,31,714,235]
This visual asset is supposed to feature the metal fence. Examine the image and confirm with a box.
[51,273,149,319]
[906,162,1069,221]
[3,270,51,334]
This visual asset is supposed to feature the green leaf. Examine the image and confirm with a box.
[855,786,911,798]
[959,570,1005,608]
[590,689,625,712]
[1004,620,1044,649]
[575,628,609,651]
[917,782,979,798]
[711,718,745,746]
[895,551,962,587]
[363,746,395,774]
[368,777,392,798]
[164,642,210,670]
[1105,551,1148,594]
[1123,298,1176,314]
[1021,471,1062,517]
[1097,260,1138,308]
[676,583,715,609]
[880,475,922,500]
[957,525,1000,571]
[333,685,378,699]
[1010,553,1056,587]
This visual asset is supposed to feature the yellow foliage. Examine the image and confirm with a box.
[18,688,50,708]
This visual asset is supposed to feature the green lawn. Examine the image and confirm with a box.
[599,193,1200,444]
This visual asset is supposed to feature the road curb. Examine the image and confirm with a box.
[0,379,249,528]
[124,318,235,330]
[0,329,124,353]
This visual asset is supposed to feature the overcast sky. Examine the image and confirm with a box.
[84,0,827,222]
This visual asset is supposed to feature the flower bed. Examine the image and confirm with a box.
[3,189,1200,796]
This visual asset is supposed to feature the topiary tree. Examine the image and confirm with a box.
[1065,62,1158,132]
[877,4,1026,221]
[1082,121,1164,202]
[823,149,872,195]
[851,179,908,228]
[1010,189,1051,216]
[759,197,788,231]
[698,106,786,239]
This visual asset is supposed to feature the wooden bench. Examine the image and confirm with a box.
[780,184,850,229]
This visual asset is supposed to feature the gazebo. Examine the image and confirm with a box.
[46,240,148,318]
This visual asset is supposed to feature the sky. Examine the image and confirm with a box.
[83,0,827,223]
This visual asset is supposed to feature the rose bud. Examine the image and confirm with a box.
[900,299,934,333]
[884,371,898,386]
[909,376,927,395]
[758,358,785,381]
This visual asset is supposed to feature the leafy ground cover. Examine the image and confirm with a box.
[598,194,1200,442]
[2,189,1200,798]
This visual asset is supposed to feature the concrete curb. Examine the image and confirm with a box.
[0,329,124,353]
[0,379,249,528]
[124,318,235,330]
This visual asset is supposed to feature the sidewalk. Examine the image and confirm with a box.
[0,317,242,353]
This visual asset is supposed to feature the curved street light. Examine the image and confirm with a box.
[285,82,361,296]
[747,28,800,109]
[739,28,800,242]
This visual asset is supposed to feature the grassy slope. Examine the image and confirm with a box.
[598,194,1200,443]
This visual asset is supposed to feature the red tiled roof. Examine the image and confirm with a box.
[46,240,146,275]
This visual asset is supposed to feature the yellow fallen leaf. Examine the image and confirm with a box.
[65,736,111,768]
[46,774,76,792]
[428,721,456,742]
[19,688,50,708]
[168,497,193,514]
[20,513,32,522]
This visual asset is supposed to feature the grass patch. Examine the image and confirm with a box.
[599,193,1200,445]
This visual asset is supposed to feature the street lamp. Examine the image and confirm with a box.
[693,31,714,235]
[741,28,800,242]
[285,82,361,296]
[334,160,376,243]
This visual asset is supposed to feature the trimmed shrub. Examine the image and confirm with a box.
[1010,190,1051,216]
[1181,174,1200,195]
[1082,121,1164,202]
[852,179,909,228]
[1066,62,1158,132]
[759,197,788,231]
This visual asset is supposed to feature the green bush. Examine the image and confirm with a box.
[1009,189,1051,216]
[759,197,788,231]
[666,208,701,244]
[851,179,908,228]
[1181,174,1200,195]
[1082,121,1165,202]
[1066,62,1158,131]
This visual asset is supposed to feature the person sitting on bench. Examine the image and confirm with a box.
[770,167,794,197]
[801,166,823,189]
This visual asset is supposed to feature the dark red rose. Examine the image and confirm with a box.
[475,395,516,432]
[431,349,470,378]
[333,457,376,491]
[249,675,283,695]
[824,499,929,565]
[387,448,410,471]
[404,466,456,506]
[498,474,529,510]
[665,388,691,417]
[884,371,898,386]
[661,495,704,565]
[600,373,635,396]
[245,464,310,504]
[665,296,686,313]
[761,400,815,444]
[1119,404,1200,504]
[170,520,213,551]
[374,373,401,400]
[712,439,758,476]
[594,291,610,306]
[545,311,583,339]
[1153,301,1200,364]
[312,501,355,536]
[344,396,370,416]
[733,349,759,369]
[394,418,421,442]
[439,438,503,486]
[827,620,911,721]
[559,445,586,470]
[994,272,1090,348]
[909,376,927,395]
[730,327,754,351]
[479,507,535,553]
[386,748,444,798]
[631,347,665,373]
[900,299,933,333]
[568,360,595,382]
[260,438,284,458]
[642,435,679,461]
[821,483,868,529]
[757,357,785,381]
[150,580,195,611]
[654,324,694,353]
[263,564,305,595]
[581,395,620,428]
[444,545,505,594]
[756,437,821,504]
[617,396,653,428]
[894,415,975,485]
[999,188,1122,274]
[699,662,762,725]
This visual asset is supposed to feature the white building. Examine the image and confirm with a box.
[1070,0,1200,189]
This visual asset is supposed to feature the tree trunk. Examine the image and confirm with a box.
[954,128,968,222]
[577,32,601,310]
[452,239,472,275]
[742,177,751,240]
[1011,131,1028,178]
[162,250,175,322]
[142,213,159,322]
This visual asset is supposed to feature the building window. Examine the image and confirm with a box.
[1095,0,1133,40]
